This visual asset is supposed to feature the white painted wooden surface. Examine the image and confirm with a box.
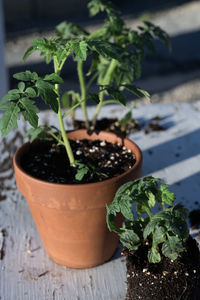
[0,102,200,300]
[0,0,8,98]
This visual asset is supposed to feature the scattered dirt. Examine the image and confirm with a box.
[73,118,140,138]
[144,116,166,134]
[21,139,136,184]
[74,116,166,137]
[38,270,49,278]
[0,229,7,260]
[123,236,200,300]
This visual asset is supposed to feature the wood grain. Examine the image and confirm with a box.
[0,102,200,299]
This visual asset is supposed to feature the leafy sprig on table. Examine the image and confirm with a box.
[106,176,189,263]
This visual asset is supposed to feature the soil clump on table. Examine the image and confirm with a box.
[123,236,200,300]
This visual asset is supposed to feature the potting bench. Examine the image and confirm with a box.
[0,101,200,300]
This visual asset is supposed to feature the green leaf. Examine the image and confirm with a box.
[162,236,184,260]
[105,87,126,106]
[88,0,119,17]
[69,40,88,61]
[120,229,140,244]
[0,93,20,106]
[75,164,89,181]
[161,187,176,205]
[123,84,151,101]
[119,111,132,126]
[148,247,161,263]
[19,98,39,128]
[13,71,39,81]
[143,219,157,239]
[43,73,64,84]
[23,46,36,61]
[25,87,37,98]
[18,82,25,92]
[89,93,100,104]
[56,21,88,39]
[146,191,156,207]
[153,226,166,244]
[88,40,121,60]
[35,79,58,113]
[0,102,20,137]
[24,127,45,142]
[119,195,134,221]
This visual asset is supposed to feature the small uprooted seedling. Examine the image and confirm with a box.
[106,176,189,263]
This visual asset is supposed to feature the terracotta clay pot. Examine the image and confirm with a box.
[13,130,142,269]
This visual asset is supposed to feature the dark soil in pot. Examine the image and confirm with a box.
[123,236,200,300]
[21,138,136,184]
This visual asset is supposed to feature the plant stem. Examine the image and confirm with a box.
[92,59,118,127]
[77,61,89,129]
[53,57,76,166]
[86,72,98,91]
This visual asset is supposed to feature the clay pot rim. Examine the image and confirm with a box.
[13,129,142,189]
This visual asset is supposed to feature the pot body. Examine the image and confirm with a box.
[13,130,142,268]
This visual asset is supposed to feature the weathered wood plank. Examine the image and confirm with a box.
[0,102,200,299]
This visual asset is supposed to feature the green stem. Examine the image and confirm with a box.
[62,98,86,118]
[53,57,76,166]
[92,59,118,127]
[77,61,89,129]
[102,100,120,105]
[86,72,98,91]
[161,203,165,211]
[48,131,64,145]
[146,207,153,220]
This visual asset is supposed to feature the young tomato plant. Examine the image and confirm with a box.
[106,176,189,263]
[0,0,170,175]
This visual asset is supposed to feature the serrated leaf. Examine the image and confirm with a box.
[18,82,25,92]
[56,21,88,39]
[106,87,126,106]
[143,219,157,239]
[88,40,121,60]
[30,127,45,142]
[13,71,38,81]
[23,46,36,61]
[75,165,89,181]
[69,40,88,61]
[148,247,161,263]
[8,89,20,94]
[162,188,176,205]
[146,191,156,207]
[120,238,140,251]
[0,93,20,106]
[35,79,58,113]
[44,73,64,84]
[25,87,37,98]
[162,236,184,260]
[19,98,39,128]
[89,93,100,104]
[0,102,20,137]
[119,111,132,126]
[119,195,134,221]
[153,226,166,244]
[120,229,140,244]
[123,84,151,101]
